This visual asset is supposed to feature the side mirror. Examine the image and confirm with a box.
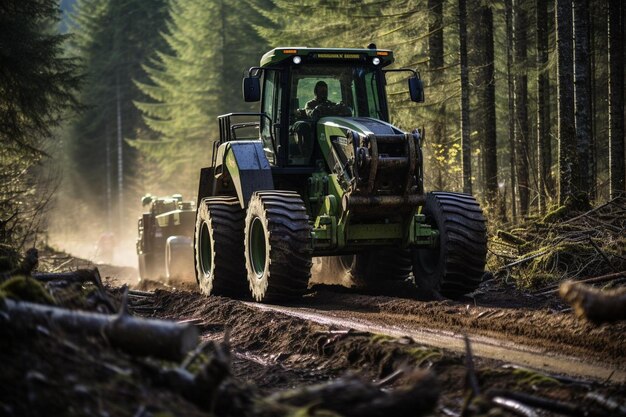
[408,76,424,103]
[243,76,261,102]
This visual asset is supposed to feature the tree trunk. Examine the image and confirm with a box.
[477,4,498,209]
[505,0,518,220]
[574,0,593,203]
[556,0,576,205]
[536,0,552,213]
[514,0,530,216]
[608,0,625,198]
[459,0,472,194]
[428,0,446,190]
[2,299,199,361]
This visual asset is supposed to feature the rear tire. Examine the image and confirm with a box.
[165,236,194,282]
[194,197,248,296]
[411,192,487,298]
[244,191,312,302]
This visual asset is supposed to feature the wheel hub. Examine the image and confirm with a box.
[249,217,267,278]
[199,222,213,275]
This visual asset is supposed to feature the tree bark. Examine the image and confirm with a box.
[505,0,518,220]
[459,0,472,194]
[556,0,576,205]
[428,0,446,190]
[536,0,552,213]
[574,0,593,203]
[608,0,625,198]
[1,299,199,361]
[477,4,498,208]
[514,0,530,216]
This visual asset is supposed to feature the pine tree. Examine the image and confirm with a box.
[513,0,530,215]
[0,0,80,248]
[536,0,552,212]
[66,0,168,231]
[574,0,592,202]
[556,0,576,205]
[608,0,625,198]
[458,0,471,194]
[134,0,270,193]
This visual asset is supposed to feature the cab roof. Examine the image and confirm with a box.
[260,47,394,68]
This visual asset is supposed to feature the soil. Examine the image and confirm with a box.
[1,252,625,416]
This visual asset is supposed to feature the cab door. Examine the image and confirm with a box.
[261,71,282,165]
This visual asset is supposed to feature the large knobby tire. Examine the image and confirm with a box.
[245,191,312,302]
[165,236,194,282]
[194,197,248,297]
[412,192,487,298]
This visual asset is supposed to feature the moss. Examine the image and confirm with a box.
[405,347,443,366]
[0,275,55,305]
[371,334,394,344]
[512,368,560,387]
[496,230,527,246]
[542,205,569,223]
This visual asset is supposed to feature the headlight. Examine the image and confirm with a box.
[293,56,302,64]
[372,57,381,65]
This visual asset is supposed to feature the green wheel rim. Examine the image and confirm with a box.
[199,222,212,275]
[249,217,267,278]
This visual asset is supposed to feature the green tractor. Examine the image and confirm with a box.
[194,46,487,302]
[137,194,196,282]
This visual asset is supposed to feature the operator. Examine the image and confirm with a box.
[305,81,336,117]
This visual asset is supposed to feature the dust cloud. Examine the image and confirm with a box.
[309,256,354,288]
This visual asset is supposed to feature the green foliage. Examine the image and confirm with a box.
[63,0,168,215]
[132,0,269,192]
[0,0,81,249]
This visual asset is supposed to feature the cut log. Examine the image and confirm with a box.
[1,298,198,361]
[559,280,626,324]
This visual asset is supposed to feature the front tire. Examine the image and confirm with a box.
[244,191,312,302]
[412,192,487,298]
[194,197,248,296]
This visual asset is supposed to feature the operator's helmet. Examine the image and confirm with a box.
[141,194,154,206]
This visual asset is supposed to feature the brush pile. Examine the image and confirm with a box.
[489,197,626,289]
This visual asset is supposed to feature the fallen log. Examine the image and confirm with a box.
[559,280,626,324]
[532,271,626,296]
[266,370,439,417]
[0,298,198,361]
[33,268,104,286]
[487,390,605,417]
[32,268,117,313]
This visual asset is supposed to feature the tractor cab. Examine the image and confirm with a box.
[239,47,423,168]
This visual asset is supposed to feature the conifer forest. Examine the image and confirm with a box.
[1,0,626,416]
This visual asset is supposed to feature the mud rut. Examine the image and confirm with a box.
[125,273,626,414]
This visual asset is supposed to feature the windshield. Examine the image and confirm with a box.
[289,65,384,120]
[286,64,385,165]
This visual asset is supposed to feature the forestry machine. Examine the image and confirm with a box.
[194,46,487,302]
[137,194,196,282]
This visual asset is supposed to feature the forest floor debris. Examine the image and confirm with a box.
[2,201,626,416]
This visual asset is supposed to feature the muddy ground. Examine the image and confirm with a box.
[1,249,625,416]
